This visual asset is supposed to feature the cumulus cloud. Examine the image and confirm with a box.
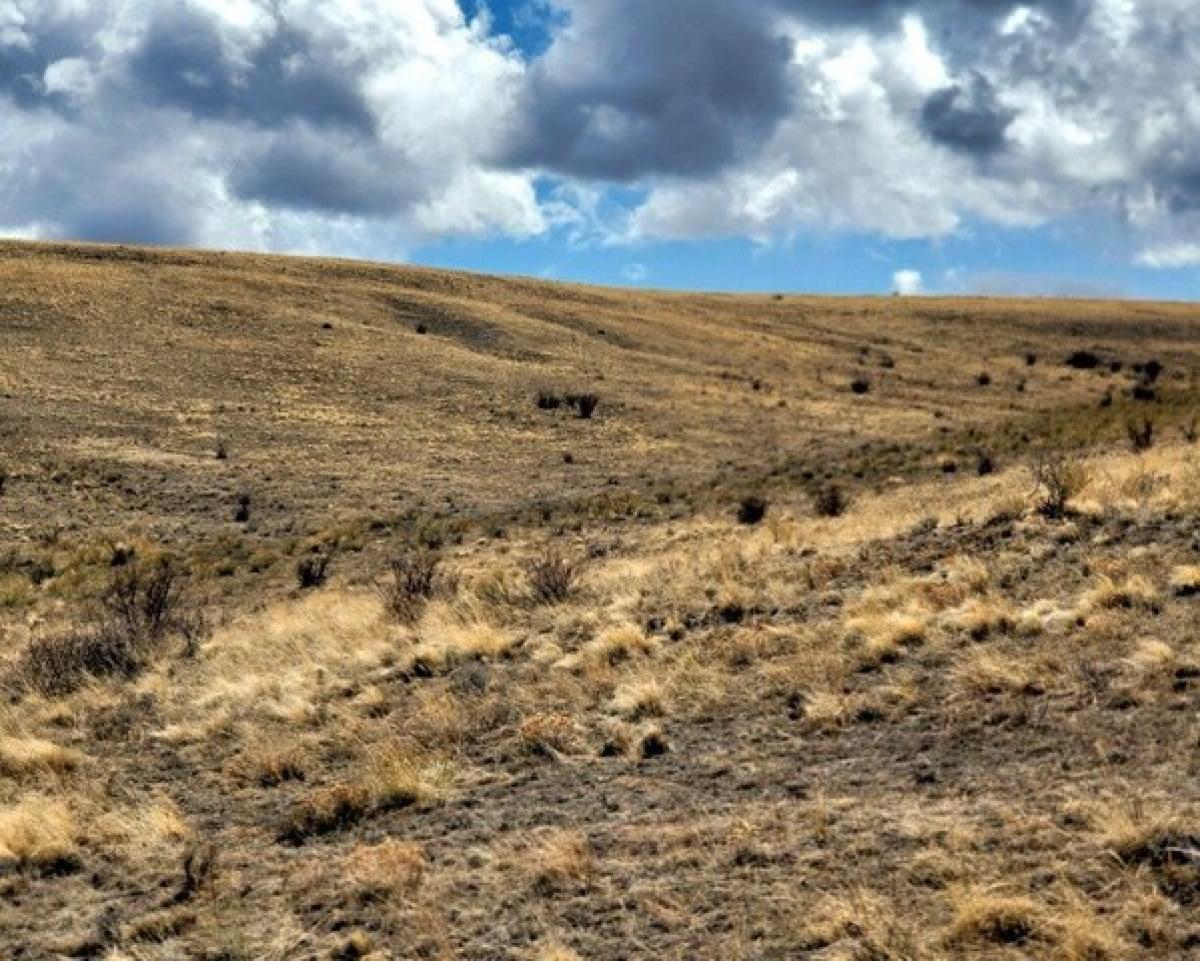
[1,0,1200,271]
[892,269,923,295]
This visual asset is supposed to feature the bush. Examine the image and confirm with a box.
[573,394,600,419]
[1182,417,1198,444]
[1127,418,1155,452]
[1032,453,1089,519]
[976,371,992,387]
[1132,383,1158,402]
[813,484,849,518]
[737,496,768,525]
[1065,350,1101,370]
[214,439,228,460]
[536,391,563,411]
[976,451,996,476]
[234,493,251,523]
[0,465,7,496]
[1025,353,1037,366]
[850,376,871,395]
[378,550,443,624]
[527,550,579,604]
[18,625,140,697]
[296,550,333,590]
[103,557,183,641]
[1142,359,1163,383]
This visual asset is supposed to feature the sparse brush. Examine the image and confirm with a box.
[570,393,600,419]
[527,549,579,604]
[1031,452,1089,519]
[378,549,444,624]
[103,556,184,641]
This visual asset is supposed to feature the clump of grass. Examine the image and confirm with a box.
[522,829,595,894]
[377,549,444,624]
[948,888,1045,947]
[813,484,849,518]
[517,713,586,757]
[343,838,427,901]
[0,737,85,777]
[279,784,372,844]
[527,549,579,604]
[1169,565,1200,597]
[0,797,79,873]
[737,495,767,525]
[363,741,458,811]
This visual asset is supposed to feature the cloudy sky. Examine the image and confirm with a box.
[2,0,1200,297]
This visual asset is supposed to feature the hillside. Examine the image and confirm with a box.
[2,242,1200,959]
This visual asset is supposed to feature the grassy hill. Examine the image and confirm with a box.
[2,242,1200,959]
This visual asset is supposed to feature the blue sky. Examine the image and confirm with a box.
[3,1,1200,299]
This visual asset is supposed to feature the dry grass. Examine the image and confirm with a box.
[9,241,1200,958]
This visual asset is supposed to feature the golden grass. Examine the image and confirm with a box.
[0,736,85,777]
[0,797,77,870]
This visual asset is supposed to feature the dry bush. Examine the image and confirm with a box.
[527,549,579,604]
[17,624,141,696]
[1032,452,1090,519]
[517,713,586,757]
[103,556,184,640]
[378,549,444,624]
[1127,417,1156,452]
[279,783,373,843]
[227,739,310,786]
[1169,565,1200,597]
[1080,574,1161,614]
[737,496,768,525]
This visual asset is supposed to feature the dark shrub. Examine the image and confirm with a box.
[296,550,333,590]
[214,439,228,460]
[850,376,871,395]
[1025,353,1037,366]
[976,371,992,387]
[527,549,578,604]
[813,484,849,518]
[1099,390,1114,408]
[1065,350,1101,370]
[234,493,251,523]
[536,391,563,411]
[1127,418,1155,452]
[378,549,443,624]
[1110,360,1123,373]
[976,451,996,476]
[574,394,600,419]
[415,323,428,335]
[18,625,140,696]
[737,496,768,525]
[1132,383,1157,402]
[1182,418,1199,444]
[1142,359,1163,383]
[0,465,7,496]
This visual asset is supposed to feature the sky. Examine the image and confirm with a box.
[2,1,1200,298]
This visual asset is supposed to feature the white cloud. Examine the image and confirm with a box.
[1136,243,1200,269]
[893,269,923,295]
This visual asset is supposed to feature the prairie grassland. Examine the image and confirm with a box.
[3,243,1200,959]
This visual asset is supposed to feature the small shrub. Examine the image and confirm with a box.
[536,391,563,411]
[378,550,443,624]
[103,557,182,641]
[1182,417,1199,444]
[234,493,251,523]
[1031,452,1089,519]
[1025,352,1037,366]
[976,371,992,387]
[850,376,871,395]
[1127,418,1155,452]
[737,496,768,525]
[415,323,427,335]
[214,439,228,460]
[1142,358,1163,383]
[296,549,333,590]
[1065,350,1101,370]
[976,451,996,476]
[527,549,579,604]
[574,393,599,419]
[0,465,7,496]
[813,484,849,518]
[1132,383,1157,402]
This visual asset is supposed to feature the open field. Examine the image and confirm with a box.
[3,242,1200,959]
